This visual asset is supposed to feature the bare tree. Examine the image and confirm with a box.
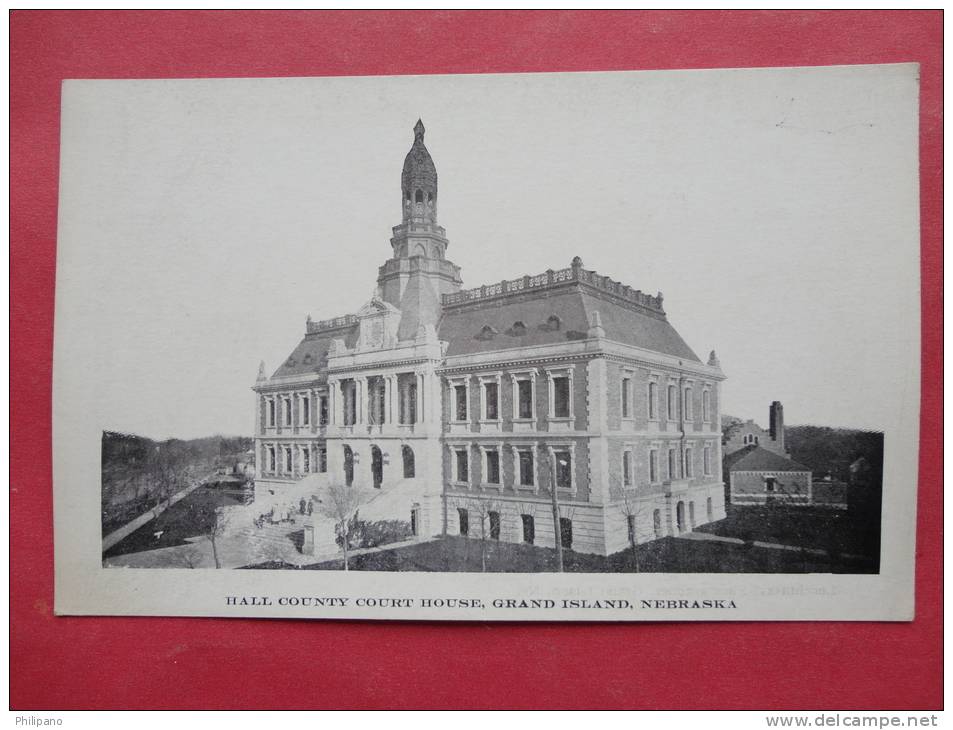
[616,487,648,572]
[315,484,372,571]
[467,497,503,572]
[151,444,186,517]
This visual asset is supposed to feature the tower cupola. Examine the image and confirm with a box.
[401,119,438,224]
[378,120,462,340]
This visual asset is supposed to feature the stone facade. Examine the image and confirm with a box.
[252,121,726,555]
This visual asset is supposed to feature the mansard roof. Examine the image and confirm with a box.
[270,320,358,379]
[725,445,811,473]
[437,260,700,361]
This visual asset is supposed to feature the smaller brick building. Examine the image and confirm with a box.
[725,445,812,506]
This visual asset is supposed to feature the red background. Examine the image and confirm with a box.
[10,11,942,710]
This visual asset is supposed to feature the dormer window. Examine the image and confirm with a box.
[476,324,497,341]
[546,314,561,330]
[511,321,527,336]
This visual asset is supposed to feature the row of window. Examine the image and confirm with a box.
[621,443,715,486]
[338,376,419,427]
[264,393,329,429]
[456,508,573,549]
[448,369,573,424]
[629,498,715,541]
[622,378,712,423]
[261,443,328,476]
[454,496,716,549]
[449,444,574,490]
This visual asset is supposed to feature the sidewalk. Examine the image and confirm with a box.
[678,530,868,561]
[102,480,205,552]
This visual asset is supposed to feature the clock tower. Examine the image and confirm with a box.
[377,120,463,341]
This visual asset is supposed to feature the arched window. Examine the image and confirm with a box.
[343,445,354,487]
[371,445,383,489]
[402,445,415,479]
[511,321,526,335]
[547,314,561,330]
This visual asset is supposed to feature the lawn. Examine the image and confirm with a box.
[103,486,247,558]
[695,500,880,566]
[246,533,876,573]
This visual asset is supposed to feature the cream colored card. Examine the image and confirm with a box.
[54,64,919,620]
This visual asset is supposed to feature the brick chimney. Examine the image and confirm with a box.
[769,401,785,451]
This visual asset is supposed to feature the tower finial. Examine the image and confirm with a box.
[414,119,425,140]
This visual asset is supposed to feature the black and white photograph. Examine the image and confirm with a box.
[53,65,919,620]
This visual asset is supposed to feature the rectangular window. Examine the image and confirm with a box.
[455,448,469,483]
[454,384,468,422]
[302,447,310,472]
[555,450,572,489]
[319,396,329,425]
[684,387,693,420]
[553,376,571,418]
[667,385,677,420]
[517,379,533,419]
[484,382,499,420]
[267,399,276,427]
[458,508,469,536]
[684,447,694,478]
[485,449,500,484]
[301,395,310,426]
[488,511,501,540]
[268,446,276,472]
[407,382,417,424]
[343,381,356,426]
[559,517,573,549]
[284,447,293,473]
[621,377,631,418]
[399,380,417,425]
[369,379,385,425]
[704,445,712,476]
[318,447,327,473]
[284,398,292,427]
[668,448,677,480]
[518,450,534,486]
[623,450,632,487]
[521,514,535,544]
[648,381,658,420]
[649,449,659,483]
[703,390,711,422]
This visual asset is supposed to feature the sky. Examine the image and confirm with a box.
[54,65,920,440]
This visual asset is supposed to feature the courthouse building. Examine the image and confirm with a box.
[252,121,727,555]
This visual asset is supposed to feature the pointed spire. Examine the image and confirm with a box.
[256,360,267,382]
[414,118,425,141]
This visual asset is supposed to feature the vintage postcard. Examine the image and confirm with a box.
[53,64,920,620]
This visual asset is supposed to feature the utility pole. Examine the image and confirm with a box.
[544,448,564,572]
